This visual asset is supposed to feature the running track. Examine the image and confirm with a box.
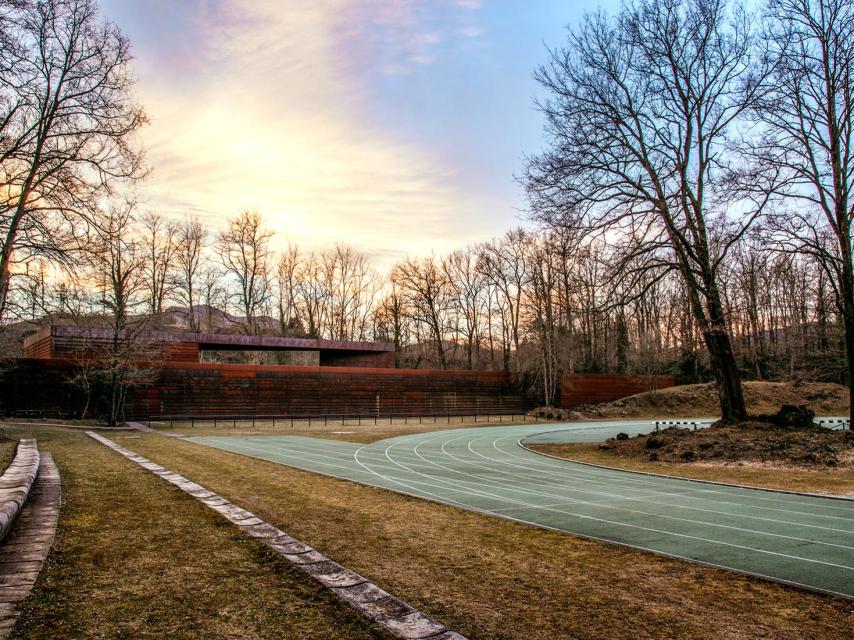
[187,420,854,598]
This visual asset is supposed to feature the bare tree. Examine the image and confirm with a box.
[373,284,409,366]
[525,0,772,421]
[0,0,146,321]
[274,244,301,337]
[87,201,151,427]
[478,229,529,371]
[174,215,207,332]
[319,244,379,341]
[294,252,327,339]
[200,264,226,333]
[392,256,451,369]
[216,210,273,335]
[140,212,177,317]
[444,249,486,369]
[749,0,854,419]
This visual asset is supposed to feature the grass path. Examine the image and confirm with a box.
[3,426,391,640]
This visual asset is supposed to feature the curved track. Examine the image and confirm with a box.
[188,420,854,598]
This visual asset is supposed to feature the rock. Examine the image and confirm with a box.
[771,404,816,429]
[616,432,629,441]
[645,437,664,450]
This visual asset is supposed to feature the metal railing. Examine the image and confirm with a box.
[654,418,850,431]
[654,420,700,432]
[147,410,534,429]
[817,418,850,430]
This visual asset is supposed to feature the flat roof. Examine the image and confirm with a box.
[24,325,394,353]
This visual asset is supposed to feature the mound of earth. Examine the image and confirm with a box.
[531,380,850,421]
[596,420,854,470]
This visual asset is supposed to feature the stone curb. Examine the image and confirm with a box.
[86,431,466,640]
[126,422,186,438]
[0,452,61,639]
[0,441,41,545]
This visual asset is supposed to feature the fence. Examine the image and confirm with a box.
[148,410,535,429]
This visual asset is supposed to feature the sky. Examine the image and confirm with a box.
[99,0,616,269]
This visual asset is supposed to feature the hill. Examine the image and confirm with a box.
[538,380,850,420]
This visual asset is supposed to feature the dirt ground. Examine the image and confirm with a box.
[533,380,850,420]
[596,421,854,469]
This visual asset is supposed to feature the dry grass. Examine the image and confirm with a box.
[3,425,392,640]
[119,431,854,639]
[552,380,850,420]
[529,442,854,497]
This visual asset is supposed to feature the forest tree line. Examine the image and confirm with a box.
[7,207,844,407]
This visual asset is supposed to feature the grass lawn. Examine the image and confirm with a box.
[528,442,854,496]
[1,424,392,640]
[2,422,853,639]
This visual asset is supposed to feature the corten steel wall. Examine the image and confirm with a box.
[0,359,87,417]
[1,359,533,419]
[319,350,396,368]
[23,326,395,368]
[559,373,677,409]
[22,326,201,362]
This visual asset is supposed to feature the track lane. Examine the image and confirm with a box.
[188,419,854,598]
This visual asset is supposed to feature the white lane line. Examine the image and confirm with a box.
[191,435,854,565]
[189,434,854,599]
[510,429,854,513]
[461,437,854,535]
[419,436,854,550]
[186,432,852,598]
[368,437,854,571]
[224,433,854,539]
[195,434,854,538]
[475,423,854,513]
[487,432,854,520]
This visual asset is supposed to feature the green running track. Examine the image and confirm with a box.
[187,420,854,598]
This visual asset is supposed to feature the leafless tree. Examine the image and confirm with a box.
[199,264,226,333]
[477,229,529,370]
[216,210,273,335]
[0,0,146,321]
[747,0,854,419]
[86,201,151,427]
[392,256,451,369]
[444,249,486,369]
[274,243,301,337]
[373,284,409,366]
[525,0,773,421]
[140,212,177,317]
[319,244,379,341]
[294,252,327,339]
[174,215,207,332]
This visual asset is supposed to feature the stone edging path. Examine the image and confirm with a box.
[86,431,465,640]
[0,440,41,544]
[0,452,61,638]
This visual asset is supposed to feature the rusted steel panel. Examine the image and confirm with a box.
[560,373,676,409]
[1,358,533,419]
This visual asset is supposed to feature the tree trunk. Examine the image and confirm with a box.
[839,242,854,424]
[703,286,748,422]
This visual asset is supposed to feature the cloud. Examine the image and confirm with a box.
[123,0,494,269]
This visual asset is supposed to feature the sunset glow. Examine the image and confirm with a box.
[100,0,593,266]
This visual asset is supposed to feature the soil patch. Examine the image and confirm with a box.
[596,420,854,470]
